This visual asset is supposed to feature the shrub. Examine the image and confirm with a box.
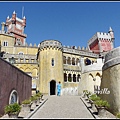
[94,100,110,108]
[22,99,31,104]
[89,94,101,101]
[35,92,41,98]
[30,95,38,101]
[83,90,88,94]
[4,103,21,114]
[116,112,120,118]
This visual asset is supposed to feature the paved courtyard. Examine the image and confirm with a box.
[30,95,94,119]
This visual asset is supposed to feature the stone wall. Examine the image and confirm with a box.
[100,46,120,114]
[38,40,64,95]
[78,58,103,95]
[0,57,32,115]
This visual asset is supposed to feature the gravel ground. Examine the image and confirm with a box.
[30,95,94,119]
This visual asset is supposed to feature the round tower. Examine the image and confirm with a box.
[101,47,120,114]
[37,40,64,95]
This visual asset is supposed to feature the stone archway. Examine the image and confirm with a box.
[50,80,56,95]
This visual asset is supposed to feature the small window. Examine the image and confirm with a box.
[9,57,16,64]
[18,52,24,55]
[3,41,8,46]
[51,58,54,66]
[16,38,22,46]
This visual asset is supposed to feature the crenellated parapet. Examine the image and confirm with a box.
[2,53,38,64]
[38,39,63,51]
[88,32,112,46]
[14,43,39,48]
[63,45,88,51]
[63,46,99,58]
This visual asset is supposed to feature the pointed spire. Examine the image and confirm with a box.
[109,27,113,32]
[7,16,9,19]
[23,16,26,19]
[13,11,16,14]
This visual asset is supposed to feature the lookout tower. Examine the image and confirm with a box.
[37,40,64,95]
[87,27,115,54]
[5,11,27,46]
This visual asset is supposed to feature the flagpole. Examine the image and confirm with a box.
[22,6,24,18]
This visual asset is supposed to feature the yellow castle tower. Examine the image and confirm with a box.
[37,40,64,95]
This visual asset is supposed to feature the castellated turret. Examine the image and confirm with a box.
[37,39,64,95]
[87,27,114,54]
[5,11,27,46]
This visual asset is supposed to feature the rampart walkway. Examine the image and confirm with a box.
[30,95,94,119]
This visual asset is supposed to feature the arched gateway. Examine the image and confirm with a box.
[50,80,56,95]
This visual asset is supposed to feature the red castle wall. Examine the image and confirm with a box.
[89,39,99,53]
[99,40,111,52]
[0,58,32,115]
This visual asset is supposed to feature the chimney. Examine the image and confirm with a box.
[1,22,5,32]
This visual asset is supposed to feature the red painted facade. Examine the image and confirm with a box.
[99,40,111,52]
[89,39,99,53]
[0,58,32,115]
[89,39,112,53]
[6,11,26,46]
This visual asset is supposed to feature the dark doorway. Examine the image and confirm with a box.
[50,80,56,95]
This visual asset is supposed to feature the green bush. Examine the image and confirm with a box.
[89,94,101,101]
[116,112,120,118]
[30,95,38,101]
[35,92,41,97]
[4,103,21,114]
[94,100,110,108]
[22,99,31,104]
[83,90,88,94]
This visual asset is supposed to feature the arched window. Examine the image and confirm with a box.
[72,58,75,65]
[77,74,81,82]
[16,38,22,46]
[51,58,54,66]
[68,74,72,82]
[67,57,71,65]
[18,52,24,55]
[63,56,66,64]
[64,73,67,82]
[9,90,18,104]
[76,58,80,66]
[3,41,8,46]
[73,74,76,82]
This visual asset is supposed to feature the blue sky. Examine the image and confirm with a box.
[0,1,120,48]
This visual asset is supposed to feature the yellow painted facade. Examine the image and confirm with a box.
[0,32,102,96]
[0,12,103,96]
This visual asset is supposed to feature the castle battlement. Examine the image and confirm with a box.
[2,53,37,64]
[63,45,89,51]
[63,47,99,58]
[88,32,112,46]
[38,39,63,51]
[97,32,111,40]
[0,30,14,37]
